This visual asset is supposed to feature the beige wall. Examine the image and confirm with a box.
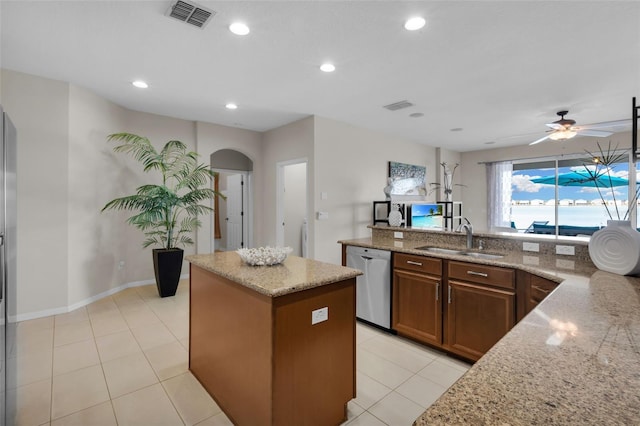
[67,85,126,306]
[195,121,264,254]
[262,116,315,255]
[461,132,633,231]
[3,69,269,318]
[3,68,458,317]
[2,69,70,315]
[313,116,438,264]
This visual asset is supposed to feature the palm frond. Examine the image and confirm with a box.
[103,134,220,249]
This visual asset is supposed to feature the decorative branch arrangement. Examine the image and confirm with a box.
[582,141,640,221]
[429,162,463,201]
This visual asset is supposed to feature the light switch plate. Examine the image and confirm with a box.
[317,211,329,220]
[556,245,575,256]
[523,242,539,252]
[312,307,328,325]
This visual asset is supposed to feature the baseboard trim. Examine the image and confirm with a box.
[11,274,190,323]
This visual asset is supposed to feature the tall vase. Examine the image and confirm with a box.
[588,220,640,276]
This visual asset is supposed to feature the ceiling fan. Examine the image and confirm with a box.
[529,110,629,145]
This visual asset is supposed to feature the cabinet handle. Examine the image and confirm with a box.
[406,260,423,266]
[467,270,488,278]
[531,285,551,294]
[448,285,452,304]
[436,282,440,301]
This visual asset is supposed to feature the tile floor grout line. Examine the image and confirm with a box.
[14,281,468,426]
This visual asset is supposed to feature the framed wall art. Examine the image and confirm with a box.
[388,161,426,196]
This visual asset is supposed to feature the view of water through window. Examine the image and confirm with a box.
[509,153,638,233]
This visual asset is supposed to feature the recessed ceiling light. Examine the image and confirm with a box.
[229,22,250,35]
[409,112,424,118]
[450,127,463,132]
[404,16,426,31]
[132,80,148,89]
[225,103,238,110]
[320,63,336,73]
[485,141,496,145]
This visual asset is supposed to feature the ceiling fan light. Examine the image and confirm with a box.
[549,129,577,141]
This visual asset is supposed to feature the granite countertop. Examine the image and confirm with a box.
[339,237,597,281]
[414,270,640,425]
[339,238,640,424]
[186,251,362,297]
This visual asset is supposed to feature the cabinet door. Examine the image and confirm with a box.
[526,275,559,314]
[392,269,442,346]
[446,280,515,361]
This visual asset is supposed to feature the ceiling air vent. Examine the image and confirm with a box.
[383,100,414,111]
[166,1,215,28]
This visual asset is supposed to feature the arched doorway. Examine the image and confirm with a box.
[210,149,254,252]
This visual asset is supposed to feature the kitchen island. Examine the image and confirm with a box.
[186,251,361,426]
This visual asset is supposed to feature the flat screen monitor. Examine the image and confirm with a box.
[410,203,443,228]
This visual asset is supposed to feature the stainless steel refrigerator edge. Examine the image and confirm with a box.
[346,246,391,329]
[0,105,18,426]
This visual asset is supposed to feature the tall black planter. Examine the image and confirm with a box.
[152,248,184,298]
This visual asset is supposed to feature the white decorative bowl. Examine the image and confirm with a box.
[237,246,293,266]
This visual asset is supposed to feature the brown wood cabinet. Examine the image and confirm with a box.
[524,273,559,315]
[392,253,443,346]
[446,261,515,361]
[446,280,515,361]
[391,253,520,362]
[190,264,355,426]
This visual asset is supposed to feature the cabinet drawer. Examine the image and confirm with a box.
[448,261,514,289]
[394,253,442,276]
[530,275,558,303]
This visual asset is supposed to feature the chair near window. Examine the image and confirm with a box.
[525,220,549,233]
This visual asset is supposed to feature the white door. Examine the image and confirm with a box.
[284,163,307,256]
[277,159,308,257]
[226,174,244,250]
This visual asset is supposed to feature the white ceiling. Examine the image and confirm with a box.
[1,0,639,152]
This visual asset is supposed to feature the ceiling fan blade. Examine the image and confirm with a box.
[529,134,551,145]
[575,129,613,137]
[576,119,632,130]
[545,123,564,130]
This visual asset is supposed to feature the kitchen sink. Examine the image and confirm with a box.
[415,246,464,255]
[414,246,504,259]
[463,252,505,259]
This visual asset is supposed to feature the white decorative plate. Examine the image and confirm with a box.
[237,246,293,266]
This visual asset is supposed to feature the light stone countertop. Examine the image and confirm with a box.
[339,237,597,281]
[186,251,362,297]
[339,237,640,424]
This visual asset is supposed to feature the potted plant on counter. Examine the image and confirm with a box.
[102,133,222,297]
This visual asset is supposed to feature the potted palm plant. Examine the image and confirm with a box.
[102,133,222,297]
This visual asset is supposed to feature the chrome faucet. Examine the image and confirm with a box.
[456,218,474,249]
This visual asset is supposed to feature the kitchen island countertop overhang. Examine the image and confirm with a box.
[187,251,362,297]
[186,251,362,426]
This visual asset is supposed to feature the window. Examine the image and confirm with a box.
[496,150,636,236]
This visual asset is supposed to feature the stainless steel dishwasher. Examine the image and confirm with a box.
[346,246,391,329]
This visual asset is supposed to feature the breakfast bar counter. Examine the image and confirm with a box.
[414,269,640,425]
[186,251,361,426]
[339,233,640,425]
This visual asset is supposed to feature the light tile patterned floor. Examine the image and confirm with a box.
[6,280,470,425]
